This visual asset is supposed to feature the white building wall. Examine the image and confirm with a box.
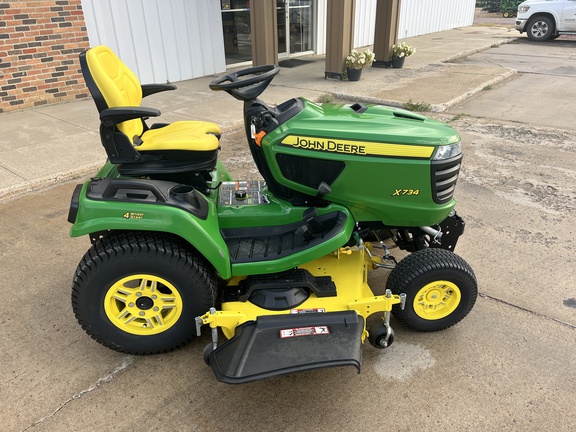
[81,0,474,82]
[353,0,475,48]
[353,0,377,49]
[81,0,226,84]
[398,0,476,39]
[316,0,327,55]
[316,0,379,56]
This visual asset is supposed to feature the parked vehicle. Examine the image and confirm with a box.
[69,46,477,384]
[477,0,501,13]
[515,0,576,41]
[501,0,523,17]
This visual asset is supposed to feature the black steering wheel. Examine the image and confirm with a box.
[209,64,280,102]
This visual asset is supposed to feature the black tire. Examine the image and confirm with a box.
[368,322,395,349]
[386,248,477,332]
[526,16,555,42]
[71,231,216,355]
[203,343,213,366]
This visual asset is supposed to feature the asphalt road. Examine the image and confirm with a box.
[1,40,576,431]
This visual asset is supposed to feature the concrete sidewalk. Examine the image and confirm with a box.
[0,25,517,202]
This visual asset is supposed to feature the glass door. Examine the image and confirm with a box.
[221,0,252,65]
[277,0,314,58]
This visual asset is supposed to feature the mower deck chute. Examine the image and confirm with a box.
[205,311,364,384]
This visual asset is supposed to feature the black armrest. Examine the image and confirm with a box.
[141,83,177,98]
[100,106,161,127]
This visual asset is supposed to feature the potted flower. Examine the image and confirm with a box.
[345,49,375,81]
[391,42,415,68]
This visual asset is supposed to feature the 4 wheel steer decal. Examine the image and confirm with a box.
[123,212,144,220]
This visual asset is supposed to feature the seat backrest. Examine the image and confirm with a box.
[81,46,144,140]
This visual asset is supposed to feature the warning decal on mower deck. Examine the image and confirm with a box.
[279,326,330,339]
[289,308,326,314]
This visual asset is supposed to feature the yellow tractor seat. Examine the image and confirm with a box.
[79,45,220,176]
[140,121,221,152]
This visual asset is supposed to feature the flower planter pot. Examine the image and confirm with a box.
[346,67,362,81]
[391,56,405,69]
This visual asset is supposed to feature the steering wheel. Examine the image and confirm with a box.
[209,65,280,102]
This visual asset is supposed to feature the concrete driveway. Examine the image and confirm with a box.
[446,36,576,326]
[451,38,576,130]
[2,155,574,432]
[2,38,576,432]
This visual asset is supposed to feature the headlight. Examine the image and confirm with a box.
[433,142,461,160]
[519,6,530,12]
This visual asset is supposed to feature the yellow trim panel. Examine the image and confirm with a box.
[280,135,435,158]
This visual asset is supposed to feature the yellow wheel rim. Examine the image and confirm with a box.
[413,280,461,320]
[104,274,183,335]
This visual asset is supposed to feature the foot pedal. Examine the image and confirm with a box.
[206,311,363,384]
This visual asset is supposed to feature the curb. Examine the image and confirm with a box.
[433,67,517,112]
[438,36,518,64]
[0,162,104,203]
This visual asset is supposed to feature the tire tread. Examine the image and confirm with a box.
[386,248,477,332]
[71,231,216,355]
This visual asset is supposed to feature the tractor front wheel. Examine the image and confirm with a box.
[386,248,477,332]
[71,231,217,354]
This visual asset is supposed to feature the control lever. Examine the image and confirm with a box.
[295,183,331,240]
[295,207,324,240]
[317,181,332,199]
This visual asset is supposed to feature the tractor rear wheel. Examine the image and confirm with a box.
[386,248,477,332]
[71,231,217,354]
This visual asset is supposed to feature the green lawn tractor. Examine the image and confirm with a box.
[68,46,477,384]
[500,0,522,17]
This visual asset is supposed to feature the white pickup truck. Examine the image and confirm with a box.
[515,0,576,41]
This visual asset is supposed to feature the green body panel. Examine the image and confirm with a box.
[70,100,463,278]
[70,169,354,280]
[69,182,233,279]
[214,159,233,182]
[286,102,460,146]
[217,195,303,229]
[222,202,355,276]
[262,100,460,226]
[217,194,347,229]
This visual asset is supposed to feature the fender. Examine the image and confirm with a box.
[69,181,232,279]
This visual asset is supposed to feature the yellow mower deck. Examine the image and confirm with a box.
[196,245,404,383]
[198,245,403,340]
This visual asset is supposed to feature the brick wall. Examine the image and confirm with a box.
[0,0,90,113]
